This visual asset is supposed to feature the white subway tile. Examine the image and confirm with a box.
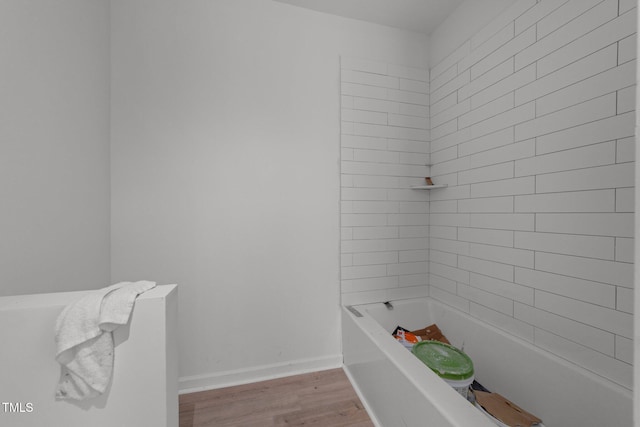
[353,149,398,164]
[341,253,353,267]
[388,89,429,106]
[429,185,471,202]
[458,227,514,247]
[469,242,534,268]
[398,275,428,288]
[430,237,470,256]
[341,213,387,227]
[400,249,428,263]
[431,146,458,165]
[471,0,537,49]
[617,287,634,314]
[471,64,536,110]
[341,264,387,280]
[460,93,514,129]
[616,335,633,365]
[617,85,636,115]
[399,226,430,238]
[431,99,471,129]
[515,189,615,213]
[459,284,514,315]
[471,176,535,198]
[388,114,428,129]
[432,128,471,153]
[615,238,634,263]
[399,78,429,94]
[515,141,616,177]
[535,162,635,193]
[351,175,399,189]
[431,69,471,103]
[341,188,388,201]
[350,200,398,214]
[514,0,570,34]
[537,8,636,77]
[616,188,635,212]
[429,272,458,292]
[536,111,635,155]
[515,303,615,355]
[398,201,428,214]
[471,101,535,140]
[458,196,515,213]
[341,82,387,99]
[470,303,534,342]
[341,134,387,150]
[431,92,457,117]
[341,56,387,74]
[515,231,615,259]
[469,213,535,231]
[536,212,634,238]
[431,118,457,141]
[618,34,637,64]
[515,44,617,106]
[459,255,515,282]
[429,249,458,267]
[430,225,458,240]
[431,40,469,81]
[535,290,632,337]
[459,128,514,157]
[536,60,635,116]
[430,63,458,92]
[515,93,616,141]
[616,136,635,163]
[431,156,471,177]
[536,0,603,39]
[354,123,429,142]
[430,262,470,284]
[342,276,398,293]
[459,58,514,102]
[429,213,471,227]
[472,273,533,305]
[388,63,428,82]
[342,108,387,125]
[471,27,536,80]
[341,69,399,89]
[515,267,616,307]
[534,328,632,389]
[388,138,430,153]
[352,226,398,239]
[388,213,429,226]
[459,23,515,73]
[460,162,514,186]
[619,0,637,14]
[399,152,430,165]
[515,0,618,70]
[429,200,457,213]
[469,139,535,169]
[388,261,427,276]
[430,285,471,313]
[535,251,634,287]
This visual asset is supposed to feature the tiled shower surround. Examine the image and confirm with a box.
[340,0,636,390]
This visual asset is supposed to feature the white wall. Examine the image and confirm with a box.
[0,0,111,296]
[110,0,428,390]
[428,0,636,390]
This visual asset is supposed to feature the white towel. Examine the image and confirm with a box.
[54,280,156,400]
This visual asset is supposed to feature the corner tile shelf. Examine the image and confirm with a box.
[410,184,448,190]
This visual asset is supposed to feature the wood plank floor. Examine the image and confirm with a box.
[179,368,375,427]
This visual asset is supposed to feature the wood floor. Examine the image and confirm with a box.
[179,368,375,427]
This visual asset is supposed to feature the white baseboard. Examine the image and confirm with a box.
[178,354,343,394]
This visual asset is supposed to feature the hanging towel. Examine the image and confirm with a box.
[54,280,156,400]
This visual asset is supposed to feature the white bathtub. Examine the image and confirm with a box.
[342,297,632,427]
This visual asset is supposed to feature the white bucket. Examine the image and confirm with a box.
[444,375,474,399]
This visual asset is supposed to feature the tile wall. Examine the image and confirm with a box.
[340,57,430,306]
[428,0,636,389]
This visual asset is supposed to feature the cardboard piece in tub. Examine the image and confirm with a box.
[411,324,451,345]
[474,390,542,427]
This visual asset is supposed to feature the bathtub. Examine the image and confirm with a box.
[342,297,632,427]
